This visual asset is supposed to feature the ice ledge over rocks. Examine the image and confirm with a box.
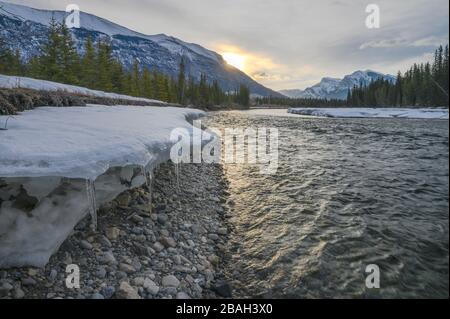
[0,105,205,268]
[0,105,204,179]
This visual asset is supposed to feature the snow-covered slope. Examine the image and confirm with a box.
[287,107,449,119]
[0,1,219,62]
[0,74,165,104]
[280,70,396,100]
[0,1,281,97]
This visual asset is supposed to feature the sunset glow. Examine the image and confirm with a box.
[223,52,246,70]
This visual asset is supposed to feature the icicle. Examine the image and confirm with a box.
[140,165,154,214]
[85,179,98,231]
[174,162,180,189]
[148,169,153,214]
[141,165,150,187]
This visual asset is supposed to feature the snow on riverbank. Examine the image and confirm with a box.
[0,74,165,104]
[288,107,449,119]
[0,105,203,179]
[0,105,204,268]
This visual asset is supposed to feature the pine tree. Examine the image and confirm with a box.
[96,41,114,91]
[131,59,141,97]
[59,22,80,84]
[0,35,13,74]
[177,58,186,104]
[80,37,97,88]
[141,66,153,98]
[40,18,63,81]
[198,74,210,106]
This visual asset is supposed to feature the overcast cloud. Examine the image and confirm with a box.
[5,0,449,90]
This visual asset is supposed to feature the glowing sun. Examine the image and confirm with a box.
[223,52,246,71]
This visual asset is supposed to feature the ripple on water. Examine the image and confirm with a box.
[204,111,449,299]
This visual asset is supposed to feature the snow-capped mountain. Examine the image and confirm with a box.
[280,70,396,100]
[0,1,281,97]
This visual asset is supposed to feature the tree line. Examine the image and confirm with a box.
[347,45,449,107]
[254,96,347,107]
[0,19,250,107]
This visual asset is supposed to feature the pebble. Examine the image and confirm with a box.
[153,242,164,252]
[0,282,13,297]
[208,234,219,241]
[101,286,116,299]
[214,282,233,298]
[80,240,93,250]
[162,275,180,288]
[176,292,191,299]
[116,281,141,299]
[97,251,117,265]
[22,277,37,286]
[217,228,228,235]
[95,267,107,279]
[157,213,169,225]
[143,278,160,295]
[161,236,177,248]
[105,227,121,240]
[13,287,25,299]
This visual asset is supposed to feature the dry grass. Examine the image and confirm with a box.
[0,88,165,115]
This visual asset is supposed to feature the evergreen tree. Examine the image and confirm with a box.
[40,18,63,81]
[0,36,14,74]
[177,58,186,104]
[80,37,97,88]
[96,41,114,91]
[348,44,449,107]
[58,22,80,84]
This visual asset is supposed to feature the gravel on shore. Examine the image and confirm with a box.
[0,162,232,299]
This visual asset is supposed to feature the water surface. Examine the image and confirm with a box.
[204,109,449,299]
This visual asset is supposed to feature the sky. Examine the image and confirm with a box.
[4,0,449,90]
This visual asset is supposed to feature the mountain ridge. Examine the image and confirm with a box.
[0,1,282,97]
[280,70,396,100]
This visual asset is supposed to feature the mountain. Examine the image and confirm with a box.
[0,1,281,97]
[280,70,396,100]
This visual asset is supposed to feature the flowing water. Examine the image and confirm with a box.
[204,109,449,299]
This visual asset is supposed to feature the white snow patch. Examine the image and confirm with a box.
[0,105,204,179]
[288,108,449,119]
[0,74,165,104]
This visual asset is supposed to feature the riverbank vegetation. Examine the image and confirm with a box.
[347,45,449,107]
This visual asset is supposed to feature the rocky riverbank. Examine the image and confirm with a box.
[0,162,232,299]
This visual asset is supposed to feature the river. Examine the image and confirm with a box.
[204,109,449,299]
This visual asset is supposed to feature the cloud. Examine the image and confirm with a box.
[4,0,450,90]
[360,36,449,50]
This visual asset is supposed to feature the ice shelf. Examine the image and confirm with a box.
[0,105,205,268]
